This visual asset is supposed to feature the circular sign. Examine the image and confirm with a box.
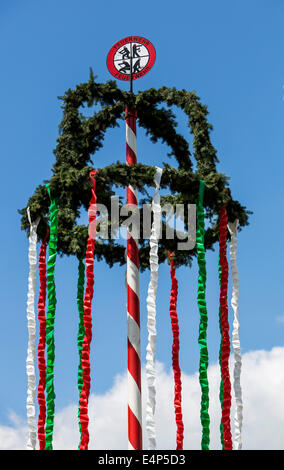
[107,36,156,81]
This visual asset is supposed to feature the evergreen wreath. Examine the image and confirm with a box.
[19,69,250,270]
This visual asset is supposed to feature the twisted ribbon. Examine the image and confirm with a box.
[218,257,225,450]
[44,184,59,450]
[37,228,49,450]
[77,258,85,448]
[196,180,210,450]
[228,220,243,450]
[146,166,162,450]
[79,170,97,450]
[219,207,232,450]
[26,208,40,450]
[169,253,184,450]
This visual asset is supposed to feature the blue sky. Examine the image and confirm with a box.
[0,0,283,437]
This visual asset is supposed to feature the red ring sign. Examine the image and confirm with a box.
[107,36,156,81]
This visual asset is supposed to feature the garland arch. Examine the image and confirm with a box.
[19,69,250,267]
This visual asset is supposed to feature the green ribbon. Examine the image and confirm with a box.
[218,257,225,449]
[45,184,58,450]
[196,180,210,450]
[76,258,85,448]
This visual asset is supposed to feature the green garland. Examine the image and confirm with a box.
[196,180,210,449]
[19,71,250,269]
[45,184,58,450]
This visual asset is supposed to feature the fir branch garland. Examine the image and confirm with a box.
[19,71,250,269]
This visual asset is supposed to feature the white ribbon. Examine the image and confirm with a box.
[228,219,243,450]
[146,166,162,450]
[26,208,40,450]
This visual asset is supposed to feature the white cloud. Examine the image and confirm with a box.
[1,347,284,450]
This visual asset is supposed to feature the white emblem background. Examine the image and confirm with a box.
[113,43,150,74]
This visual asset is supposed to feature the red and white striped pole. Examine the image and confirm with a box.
[125,107,142,450]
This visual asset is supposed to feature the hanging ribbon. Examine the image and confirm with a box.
[219,207,233,450]
[45,184,59,450]
[146,166,162,450]
[26,208,40,450]
[79,170,97,450]
[196,180,210,450]
[77,258,85,448]
[37,228,49,450]
[218,257,225,450]
[228,220,243,450]
[169,253,184,450]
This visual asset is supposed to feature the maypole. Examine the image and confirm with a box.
[125,107,142,450]
[107,36,156,450]
[21,47,250,450]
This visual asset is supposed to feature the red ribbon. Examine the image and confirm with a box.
[37,229,49,450]
[79,171,97,450]
[169,253,184,450]
[219,207,233,450]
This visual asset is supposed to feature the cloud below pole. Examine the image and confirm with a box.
[1,347,284,450]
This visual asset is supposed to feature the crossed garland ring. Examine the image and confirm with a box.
[19,70,250,270]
